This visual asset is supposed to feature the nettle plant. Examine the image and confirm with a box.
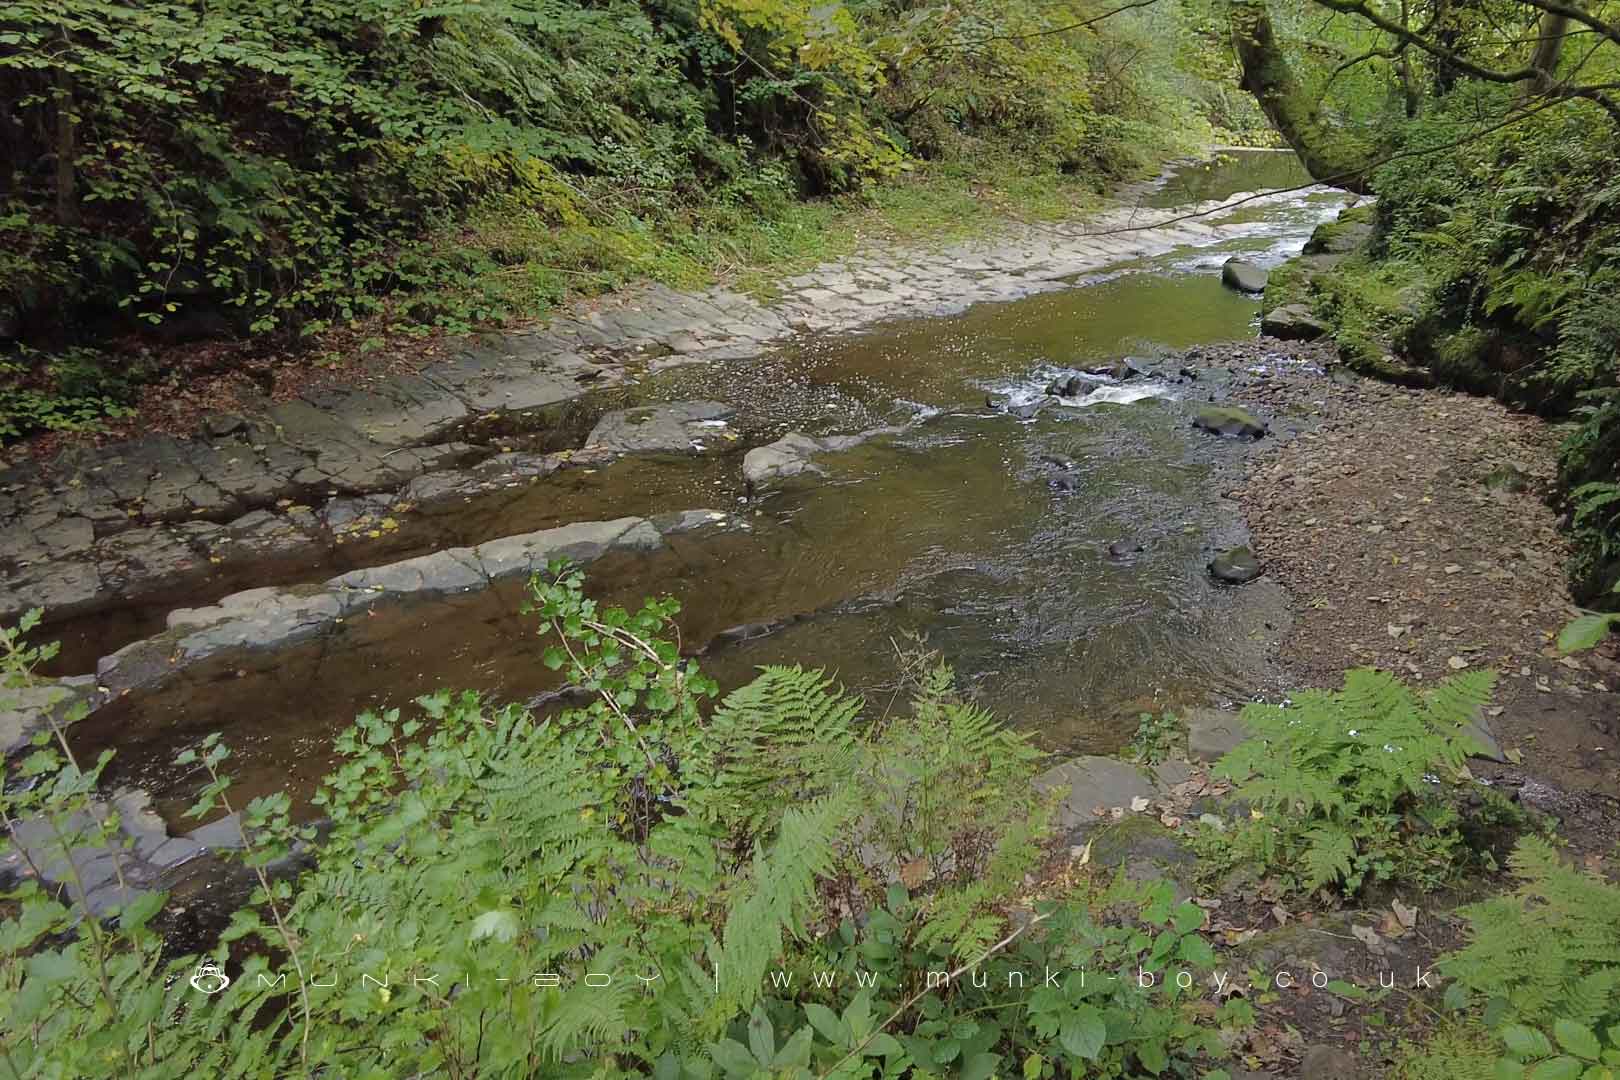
[1203,667,1514,897]
[2,565,1247,1078]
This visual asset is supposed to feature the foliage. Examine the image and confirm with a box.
[1128,709,1186,765]
[1202,667,1512,897]
[0,570,1248,1077]
[0,0,1242,441]
[1440,835,1620,1080]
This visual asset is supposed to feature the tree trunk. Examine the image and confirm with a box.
[1227,0,1377,191]
[53,52,78,227]
[1525,11,1571,95]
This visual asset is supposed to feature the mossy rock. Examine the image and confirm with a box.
[1192,405,1267,439]
[1303,203,1377,256]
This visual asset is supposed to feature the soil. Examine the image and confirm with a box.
[1170,334,1620,1078]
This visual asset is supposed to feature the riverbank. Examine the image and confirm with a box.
[0,154,1327,680]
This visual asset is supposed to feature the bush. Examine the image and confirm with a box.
[1196,668,1518,898]
[1,569,1248,1077]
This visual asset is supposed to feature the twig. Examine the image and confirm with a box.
[816,909,1052,1078]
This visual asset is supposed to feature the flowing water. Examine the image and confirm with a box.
[73,151,1344,823]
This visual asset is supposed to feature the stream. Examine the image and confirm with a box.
[70,151,1347,825]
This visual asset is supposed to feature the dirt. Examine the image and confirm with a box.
[1153,333,1620,1075]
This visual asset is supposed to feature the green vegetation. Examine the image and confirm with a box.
[1193,668,1520,898]
[1218,0,1620,609]
[1,573,1256,1077]
[0,0,1255,440]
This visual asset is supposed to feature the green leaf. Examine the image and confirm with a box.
[1527,1057,1583,1080]
[1505,1025,1555,1060]
[747,1005,775,1065]
[1059,1006,1106,1061]
[468,909,520,943]
[1555,1021,1602,1062]
[1556,613,1619,654]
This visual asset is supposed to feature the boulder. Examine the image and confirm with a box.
[1192,405,1267,440]
[1221,257,1269,293]
[743,433,830,493]
[1044,374,1092,398]
[1261,304,1328,341]
[1209,546,1261,585]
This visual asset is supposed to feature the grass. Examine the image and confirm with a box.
[428,152,1119,320]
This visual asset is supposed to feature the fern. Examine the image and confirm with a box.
[685,666,861,837]
[1443,836,1620,1030]
[1215,667,1501,896]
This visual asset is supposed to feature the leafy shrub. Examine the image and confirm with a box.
[1200,668,1514,897]
[0,568,1246,1077]
[1440,836,1620,1080]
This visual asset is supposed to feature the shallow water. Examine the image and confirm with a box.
[72,151,1344,822]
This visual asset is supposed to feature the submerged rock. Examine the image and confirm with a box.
[1221,257,1269,294]
[1192,405,1267,439]
[1107,539,1145,559]
[1208,546,1261,585]
[1035,756,1193,832]
[586,400,735,454]
[1260,304,1328,341]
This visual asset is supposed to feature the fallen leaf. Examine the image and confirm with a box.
[899,858,930,889]
[1350,924,1385,952]
[1130,796,1151,813]
[1391,899,1418,928]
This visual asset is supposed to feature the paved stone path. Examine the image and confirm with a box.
[0,189,1332,655]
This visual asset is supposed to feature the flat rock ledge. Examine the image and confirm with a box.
[2,191,1350,631]
[92,510,737,704]
[1035,755,1194,832]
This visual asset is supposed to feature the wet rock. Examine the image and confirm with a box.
[744,433,831,493]
[0,301,19,340]
[1009,399,1052,421]
[1192,405,1267,439]
[1049,472,1080,493]
[1040,454,1078,470]
[1300,1044,1360,1080]
[329,549,485,604]
[1093,359,1147,381]
[169,587,346,659]
[1034,755,1192,831]
[0,674,99,755]
[220,509,314,557]
[1185,707,1250,762]
[1107,539,1145,559]
[1221,257,1269,293]
[1,788,204,916]
[1045,374,1092,398]
[587,400,735,454]
[1261,304,1329,341]
[0,560,103,623]
[1209,546,1261,585]
[985,393,1012,411]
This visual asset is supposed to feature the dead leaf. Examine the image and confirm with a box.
[898,858,930,889]
[1270,904,1290,926]
[1391,898,1418,928]
[1350,923,1385,952]
[1130,796,1151,813]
